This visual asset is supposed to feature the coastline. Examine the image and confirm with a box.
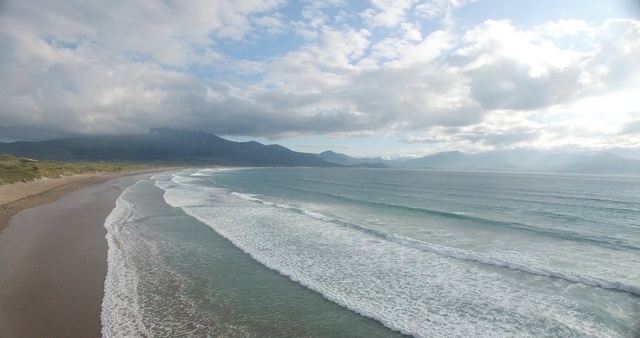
[0,169,174,233]
[0,169,176,338]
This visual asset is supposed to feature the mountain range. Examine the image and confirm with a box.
[0,129,336,167]
[318,149,640,175]
[1,129,638,174]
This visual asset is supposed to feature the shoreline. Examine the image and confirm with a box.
[0,168,176,338]
[0,168,176,233]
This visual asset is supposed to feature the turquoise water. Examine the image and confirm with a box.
[102,168,640,337]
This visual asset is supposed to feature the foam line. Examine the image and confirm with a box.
[101,184,150,338]
[155,177,622,337]
[230,190,640,296]
[386,234,640,296]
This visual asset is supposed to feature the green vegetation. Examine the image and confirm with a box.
[0,129,338,167]
[0,154,158,185]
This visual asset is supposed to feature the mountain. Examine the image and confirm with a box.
[318,150,361,166]
[348,162,394,169]
[0,129,338,167]
[321,148,640,175]
[475,161,526,172]
[358,157,406,167]
[395,150,640,175]
[400,151,467,169]
[319,150,397,168]
[550,156,640,175]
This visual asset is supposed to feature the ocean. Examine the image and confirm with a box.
[101,168,640,337]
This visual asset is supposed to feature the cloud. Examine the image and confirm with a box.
[454,19,640,111]
[2,0,286,65]
[0,0,639,156]
[399,135,450,143]
[253,14,287,34]
[296,143,354,149]
[254,15,284,28]
[543,19,589,37]
[415,0,473,20]
[463,126,542,147]
[620,119,640,135]
[399,119,543,150]
[360,0,417,28]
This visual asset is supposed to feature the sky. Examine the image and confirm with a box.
[0,0,639,158]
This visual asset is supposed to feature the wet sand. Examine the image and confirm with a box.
[0,170,173,338]
[0,170,172,233]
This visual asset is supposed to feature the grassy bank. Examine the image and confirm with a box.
[0,154,159,185]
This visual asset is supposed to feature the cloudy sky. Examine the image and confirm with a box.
[0,0,639,158]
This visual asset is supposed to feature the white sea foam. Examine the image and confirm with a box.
[155,177,621,338]
[231,192,293,209]
[386,234,640,296]
[171,175,202,185]
[101,184,150,338]
[104,179,250,337]
[230,192,261,202]
[226,189,640,297]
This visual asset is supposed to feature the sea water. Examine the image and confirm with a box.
[101,168,640,337]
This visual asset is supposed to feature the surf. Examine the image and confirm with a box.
[155,175,625,337]
[230,189,640,296]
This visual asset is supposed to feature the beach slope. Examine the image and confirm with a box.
[0,172,164,338]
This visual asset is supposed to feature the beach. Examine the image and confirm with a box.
[0,169,171,338]
[2,168,638,337]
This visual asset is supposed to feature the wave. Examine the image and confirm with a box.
[231,192,295,210]
[156,177,624,337]
[229,191,640,297]
[231,192,384,238]
[182,171,640,252]
[386,235,640,296]
[101,185,150,338]
[281,185,640,251]
[302,175,640,216]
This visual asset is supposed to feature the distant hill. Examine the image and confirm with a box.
[0,129,338,167]
[5,130,637,174]
[401,151,467,169]
[347,162,394,169]
[320,149,640,175]
[319,150,361,166]
[549,157,640,175]
[319,150,394,168]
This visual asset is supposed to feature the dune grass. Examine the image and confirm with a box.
[0,154,158,185]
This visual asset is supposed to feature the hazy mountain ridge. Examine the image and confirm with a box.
[0,129,338,167]
[319,149,640,175]
[347,162,394,169]
[2,130,638,174]
[318,151,361,166]
[318,151,403,167]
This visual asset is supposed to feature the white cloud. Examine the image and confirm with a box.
[399,134,451,143]
[543,19,590,37]
[415,0,470,19]
[400,22,422,41]
[0,0,639,156]
[296,143,354,149]
[296,28,320,40]
[253,14,287,34]
[414,0,475,28]
[360,0,417,28]
[254,15,284,28]
[2,0,285,65]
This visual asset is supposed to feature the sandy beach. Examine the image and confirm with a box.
[0,169,173,338]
